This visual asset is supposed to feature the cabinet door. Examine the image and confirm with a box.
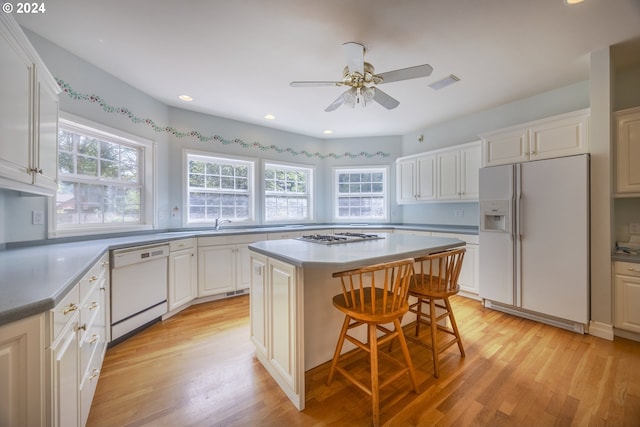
[615,109,640,194]
[615,271,640,333]
[529,113,588,161]
[458,244,479,295]
[169,248,197,310]
[51,322,80,427]
[482,129,529,166]
[436,150,459,200]
[236,244,253,291]
[396,159,416,203]
[250,253,268,357]
[0,29,33,186]
[460,143,481,200]
[198,245,235,296]
[33,78,59,191]
[0,314,44,427]
[416,155,436,201]
[267,258,299,392]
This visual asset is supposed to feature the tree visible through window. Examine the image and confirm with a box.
[56,125,143,227]
[264,163,312,222]
[335,168,387,220]
[186,153,253,223]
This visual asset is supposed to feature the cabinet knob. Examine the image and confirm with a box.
[89,369,100,380]
[89,334,99,344]
[89,301,99,311]
[76,323,87,332]
[88,275,98,283]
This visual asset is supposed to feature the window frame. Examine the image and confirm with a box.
[183,149,256,227]
[332,165,389,223]
[263,160,314,224]
[49,113,157,238]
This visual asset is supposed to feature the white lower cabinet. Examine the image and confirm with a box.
[198,234,267,297]
[47,252,109,427]
[431,232,480,297]
[168,238,197,311]
[250,252,303,409]
[0,313,45,427]
[614,261,640,334]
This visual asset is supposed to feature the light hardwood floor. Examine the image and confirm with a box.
[87,295,640,427]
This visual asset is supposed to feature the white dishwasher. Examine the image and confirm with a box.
[111,243,169,342]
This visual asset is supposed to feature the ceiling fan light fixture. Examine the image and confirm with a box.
[428,74,460,90]
[178,94,193,102]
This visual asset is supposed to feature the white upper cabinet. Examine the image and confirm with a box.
[396,141,479,204]
[437,141,481,201]
[615,107,640,195]
[396,154,436,203]
[481,109,590,167]
[0,14,60,195]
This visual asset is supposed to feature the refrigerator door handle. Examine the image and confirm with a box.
[518,194,524,238]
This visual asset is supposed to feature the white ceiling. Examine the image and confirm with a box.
[16,0,640,139]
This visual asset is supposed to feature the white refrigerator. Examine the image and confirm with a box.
[478,154,589,331]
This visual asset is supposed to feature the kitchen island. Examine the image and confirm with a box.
[248,232,464,410]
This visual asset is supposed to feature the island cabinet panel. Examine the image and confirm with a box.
[249,253,304,410]
[250,253,268,357]
[268,259,297,389]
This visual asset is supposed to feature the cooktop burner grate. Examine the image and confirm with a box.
[296,233,385,245]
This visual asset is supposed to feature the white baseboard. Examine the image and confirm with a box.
[588,321,614,341]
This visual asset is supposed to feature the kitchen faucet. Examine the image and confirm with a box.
[215,217,231,230]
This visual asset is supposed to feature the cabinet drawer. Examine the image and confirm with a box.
[79,322,105,381]
[51,284,80,342]
[170,237,195,251]
[80,362,102,427]
[615,261,640,277]
[80,284,101,336]
[79,254,108,301]
[199,233,267,246]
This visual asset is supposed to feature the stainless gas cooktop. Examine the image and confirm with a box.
[296,232,385,245]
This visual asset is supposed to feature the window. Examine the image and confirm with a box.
[54,116,155,236]
[185,151,254,224]
[334,167,388,221]
[264,162,313,222]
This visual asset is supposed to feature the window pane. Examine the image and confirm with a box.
[335,168,386,220]
[56,123,145,229]
[186,155,254,223]
[264,164,312,221]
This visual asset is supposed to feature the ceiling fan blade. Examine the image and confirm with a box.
[372,87,400,110]
[342,42,364,75]
[376,64,433,84]
[290,81,343,87]
[325,88,356,112]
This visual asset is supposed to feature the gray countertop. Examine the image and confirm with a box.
[0,223,476,326]
[248,233,465,269]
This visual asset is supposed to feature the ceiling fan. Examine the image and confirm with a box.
[290,42,433,112]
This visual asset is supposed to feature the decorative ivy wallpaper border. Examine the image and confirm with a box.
[56,79,390,160]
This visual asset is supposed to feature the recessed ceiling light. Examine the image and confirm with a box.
[264,114,276,120]
[564,0,584,4]
[323,130,333,134]
[178,94,193,102]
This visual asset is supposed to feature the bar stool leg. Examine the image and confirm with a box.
[369,323,380,427]
[393,318,419,392]
[327,315,351,385]
[430,298,439,378]
[445,298,465,357]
